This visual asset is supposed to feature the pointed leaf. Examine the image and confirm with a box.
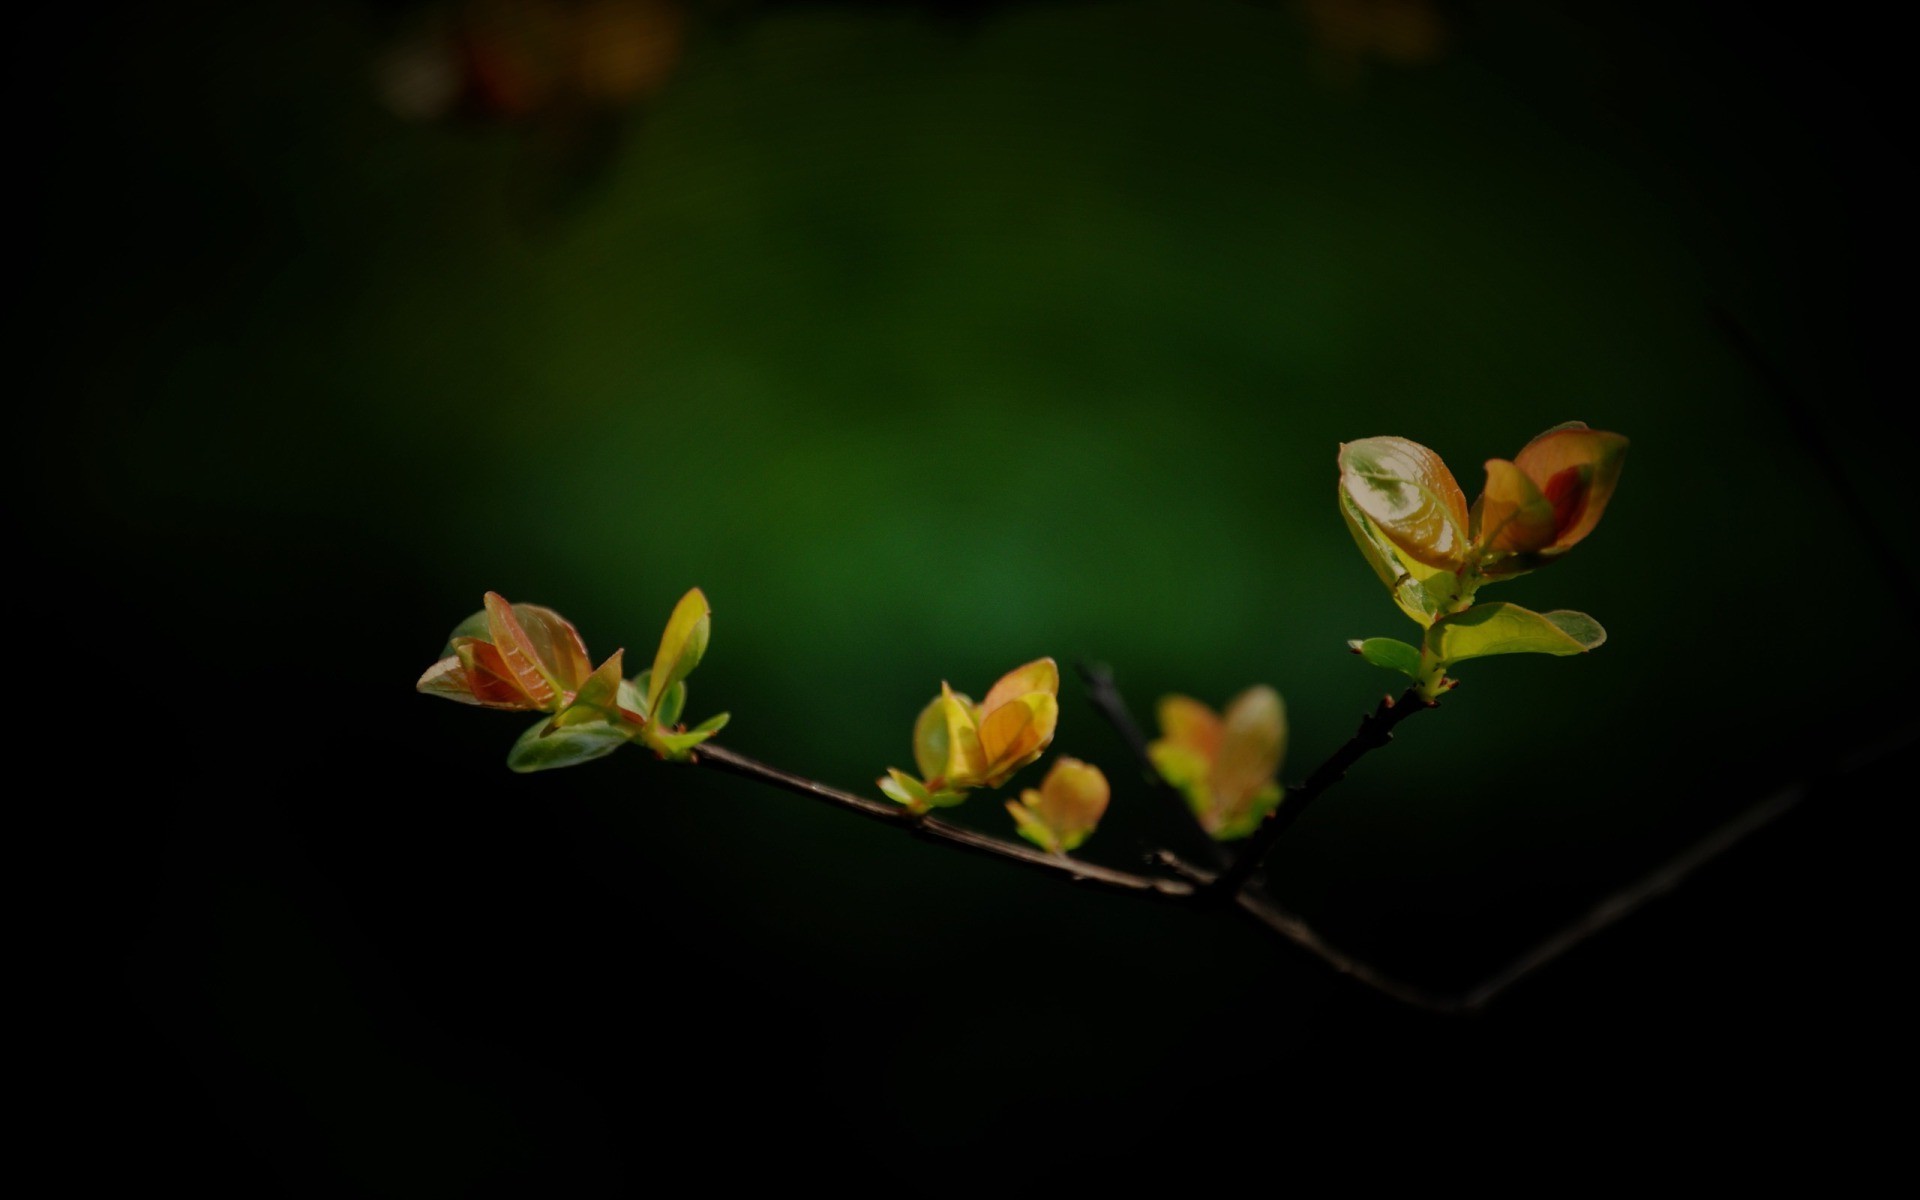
[555,649,627,726]
[880,769,931,811]
[939,683,987,788]
[620,673,651,720]
[1347,637,1422,680]
[512,603,594,693]
[652,680,687,729]
[1474,458,1557,554]
[454,640,542,708]
[484,593,559,709]
[1426,602,1606,665]
[417,657,484,705]
[647,725,721,761]
[648,588,712,716]
[507,717,633,773]
[687,712,730,736]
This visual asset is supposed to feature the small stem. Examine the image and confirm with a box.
[1205,688,1435,901]
[693,742,1195,901]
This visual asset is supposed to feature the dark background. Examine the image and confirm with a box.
[24,0,1911,1190]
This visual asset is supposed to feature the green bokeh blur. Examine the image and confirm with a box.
[35,0,1908,1187]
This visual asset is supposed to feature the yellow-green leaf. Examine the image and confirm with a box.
[619,673,651,720]
[912,694,951,782]
[880,767,932,811]
[938,682,988,789]
[647,587,711,716]
[1340,488,1461,626]
[646,713,728,762]
[651,680,687,729]
[557,650,628,727]
[1426,602,1606,665]
[507,717,633,773]
[1347,637,1421,680]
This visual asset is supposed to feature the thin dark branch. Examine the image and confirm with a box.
[692,738,1455,1005]
[1452,716,1918,1011]
[1076,660,1229,868]
[1234,888,1463,1012]
[693,742,1195,901]
[676,710,1915,1017]
[1711,305,1918,624]
[1206,688,1434,900]
[1456,783,1807,1012]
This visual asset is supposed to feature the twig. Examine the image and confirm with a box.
[1206,688,1434,900]
[685,719,1914,1014]
[1083,668,1920,1014]
[693,743,1195,901]
[691,738,1458,1006]
[1711,306,1918,623]
[1450,716,1917,1011]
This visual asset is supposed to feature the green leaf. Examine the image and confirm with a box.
[1148,741,1209,793]
[648,588,711,717]
[912,694,950,782]
[441,609,491,656]
[1341,489,1459,627]
[1006,802,1062,854]
[1348,637,1422,680]
[652,680,687,729]
[1211,783,1283,842]
[1426,603,1606,665]
[880,768,929,808]
[620,674,651,720]
[646,712,728,761]
[507,718,633,773]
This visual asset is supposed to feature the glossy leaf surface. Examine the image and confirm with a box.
[1339,436,1471,570]
[1426,602,1606,664]
[1348,637,1422,680]
[507,717,633,773]
[648,587,711,716]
